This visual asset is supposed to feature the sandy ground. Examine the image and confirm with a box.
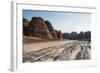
[23,40,75,54]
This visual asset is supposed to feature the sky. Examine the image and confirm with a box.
[23,10,91,33]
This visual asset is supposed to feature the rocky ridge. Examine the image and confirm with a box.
[23,17,63,40]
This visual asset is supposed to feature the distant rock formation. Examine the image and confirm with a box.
[63,31,91,41]
[58,30,63,40]
[23,17,63,40]
[55,30,63,40]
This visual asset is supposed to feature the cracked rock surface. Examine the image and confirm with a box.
[23,41,91,63]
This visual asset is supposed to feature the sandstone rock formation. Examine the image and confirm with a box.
[23,41,90,62]
[23,17,63,40]
[45,20,58,39]
[23,18,30,36]
[29,17,53,39]
[55,30,63,40]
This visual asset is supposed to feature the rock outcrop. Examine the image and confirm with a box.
[45,20,58,39]
[55,30,63,40]
[23,18,30,36]
[23,17,63,40]
[23,41,90,62]
[29,17,53,39]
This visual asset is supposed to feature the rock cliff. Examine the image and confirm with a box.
[23,17,63,40]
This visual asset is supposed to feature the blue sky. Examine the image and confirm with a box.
[23,10,91,33]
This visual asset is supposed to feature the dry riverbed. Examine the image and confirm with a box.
[23,40,91,63]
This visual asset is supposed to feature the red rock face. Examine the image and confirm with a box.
[23,18,29,27]
[45,21,58,40]
[55,30,63,40]
[57,30,63,40]
[29,17,53,39]
[23,18,30,36]
[23,17,63,40]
